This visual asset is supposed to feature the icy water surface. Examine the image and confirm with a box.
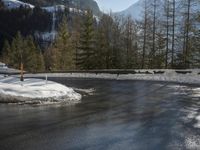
[0,78,200,150]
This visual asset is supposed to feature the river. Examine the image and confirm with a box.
[0,78,200,150]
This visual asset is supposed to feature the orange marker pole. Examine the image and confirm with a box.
[20,62,24,82]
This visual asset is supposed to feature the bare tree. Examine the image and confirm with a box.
[164,0,170,68]
[122,16,138,68]
[141,0,148,69]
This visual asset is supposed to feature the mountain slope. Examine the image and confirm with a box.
[20,0,101,16]
[2,0,34,9]
[2,0,101,16]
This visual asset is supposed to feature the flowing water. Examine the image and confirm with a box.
[0,78,200,150]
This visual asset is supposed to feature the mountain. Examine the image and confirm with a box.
[116,0,143,20]
[117,0,200,21]
[0,0,102,48]
[116,0,164,20]
[116,0,144,20]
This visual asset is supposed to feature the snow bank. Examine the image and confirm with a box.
[73,88,95,96]
[0,76,81,104]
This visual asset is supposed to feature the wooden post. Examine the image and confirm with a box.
[45,74,48,84]
[20,62,24,81]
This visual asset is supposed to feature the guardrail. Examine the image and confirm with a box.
[0,71,21,75]
[1,69,199,75]
[26,69,199,75]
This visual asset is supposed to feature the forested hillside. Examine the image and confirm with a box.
[0,5,52,50]
[0,0,200,71]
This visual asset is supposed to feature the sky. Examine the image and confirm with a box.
[95,0,139,12]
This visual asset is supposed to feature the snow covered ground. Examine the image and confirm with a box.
[24,69,200,85]
[0,75,81,104]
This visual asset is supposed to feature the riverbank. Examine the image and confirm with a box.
[24,69,200,85]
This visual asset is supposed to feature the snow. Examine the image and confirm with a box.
[42,5,87,14]
[42,5,65,12]
[2,0,34,9]
[0,62,7,69]
[73,88,95,96]
[0,75,81,104]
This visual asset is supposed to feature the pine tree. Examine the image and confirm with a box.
[71,15,81,70]
[9,32,24,69]
[96,14,113,69]
[0,0,4,10]
[45,16,75,71]
[35,50,45,71]
[77,10,96,70]
[2,40,11,65]
[3,32,44,72]
[44,46,56,71]
[55,15,75,70]
[23,36,36,71]
[25,36,45,72]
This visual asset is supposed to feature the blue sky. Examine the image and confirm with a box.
[95,0,138,12]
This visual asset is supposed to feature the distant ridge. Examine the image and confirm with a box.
[115,0,143,20]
